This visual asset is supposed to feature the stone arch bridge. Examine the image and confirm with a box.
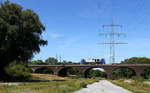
[28,64,150,76]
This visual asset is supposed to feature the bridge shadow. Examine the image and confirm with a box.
[34,67,54,74]
[58,67,79,77]
[111,67,136,78]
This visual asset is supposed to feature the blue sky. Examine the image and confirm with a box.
[9,0,150,63]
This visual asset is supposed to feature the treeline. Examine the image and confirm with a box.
[30,57,74,65]
[121,57,150,64]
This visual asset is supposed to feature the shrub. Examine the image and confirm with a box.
[107,74,117,80]
[110,68,136,79]
[80,80,88,88]
[88,70,107,78]
[5,62,32,81]
[132,76,144,83]
[141,68,150,79]
[76,72,84,78]
[55,86,68,93]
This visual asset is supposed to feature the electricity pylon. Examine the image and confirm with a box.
[98,20,127,64]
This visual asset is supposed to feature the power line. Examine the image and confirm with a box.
[98,20,127,64]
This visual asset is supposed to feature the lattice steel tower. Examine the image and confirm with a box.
[98,20,127,64]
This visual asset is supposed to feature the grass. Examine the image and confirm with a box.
[3,74,150,93]
[0,74,100,93]
[111,79,150,93]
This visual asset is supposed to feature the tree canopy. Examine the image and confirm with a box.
[121,57,150,64]
[45,57,58,64]
[0,1,47,80]
[31,60,43,64]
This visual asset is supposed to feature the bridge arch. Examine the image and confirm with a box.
[141,67,150,78]
[111,67,136,78]
[30,68,36,73]
[84,67,107,78]
[34,67,54,74]
[58,67,79,77]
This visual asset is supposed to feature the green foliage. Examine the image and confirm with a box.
[85,69,107,78]
[55,86,68,93]
[31,60,43,64]
[113,68,135,78]
[121,57,150,79]
[121,57,150,64]
[132,76,144,83]
[141,68,150,79]
[76,72,84,78]
[42,69,53,74]
[111,80,150,93]
[5,62,32,81]
[89,70,107,78]
[79,80,88,88]
[0,1,47,80]
[108,68,136,80]
[58,67,79,77]
[62,60,73,64]
[45,57,58,64]
[107,74,117,80]
[0,78,100,93]
[35,68,53,74]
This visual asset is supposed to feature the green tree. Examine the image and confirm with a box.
[63,60,67,63]
[68,61,73,63]
[141,67,150,79]
[5,62,32,81]
[111,68,136,79]
[62,60,73,64]
[89,70,107,78]
[58,67,79,77]
[0,1,47,80]
[45,57,58,64]
[31,60,43,64]
[121,57,150,79]
[121,57,150,64]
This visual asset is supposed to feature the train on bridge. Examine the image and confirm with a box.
[80,58,105,64]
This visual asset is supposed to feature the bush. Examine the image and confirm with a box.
[110,68,136,79]
[80,80,88,88]
[76,72,84,78]
[5,62,32,81]
[132,76,144,83]
[88,70,107,78]
[141,68,150,79]
[107,74,118,80]
[55,86,68,93]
